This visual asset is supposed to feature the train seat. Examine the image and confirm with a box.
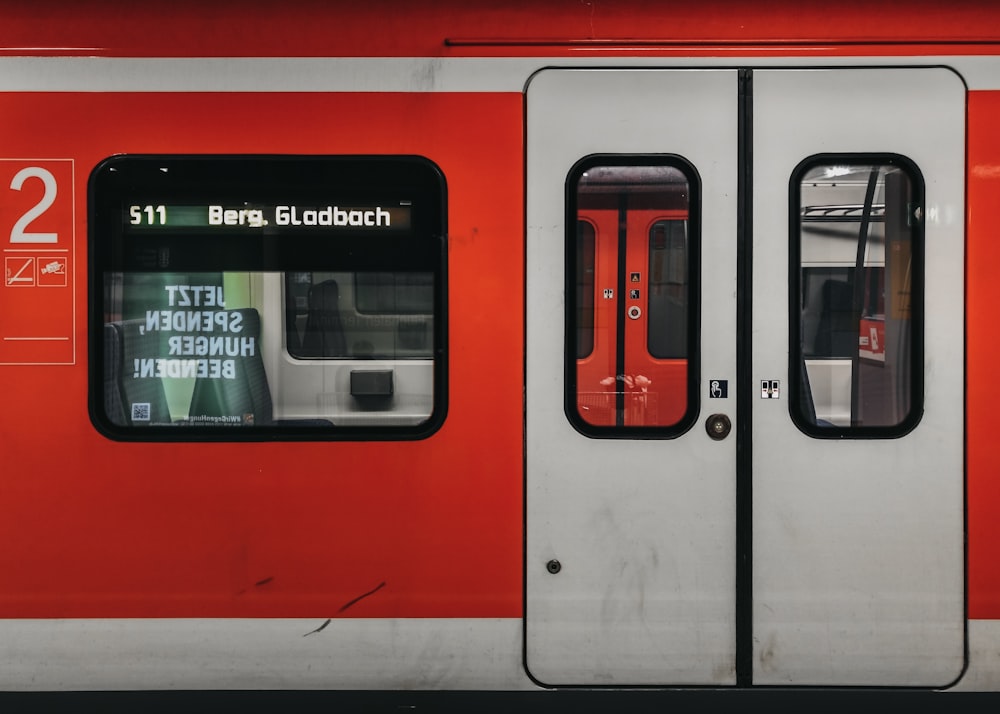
[107,319,173,426]
[188,307,332,427]
[102,323,127,424]
[301,279,347,357]
[188,307,273,425]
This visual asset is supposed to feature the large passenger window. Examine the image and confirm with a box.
[565,157,699,437]
[791,155,923,436]
[90,156,447,440]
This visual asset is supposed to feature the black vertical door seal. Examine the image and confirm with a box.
[736,66,754,688]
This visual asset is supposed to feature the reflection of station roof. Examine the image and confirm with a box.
[802,204,886,222]
[577,165,690,194]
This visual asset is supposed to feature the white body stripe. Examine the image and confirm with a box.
[0,618,533,690]
[0,55,999,91]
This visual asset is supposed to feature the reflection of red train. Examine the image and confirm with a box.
[573,162,693,429]
[2,1,1000,707]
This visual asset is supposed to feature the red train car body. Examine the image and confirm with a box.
[2,0,1000,707]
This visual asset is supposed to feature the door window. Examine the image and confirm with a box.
[566,157,699,435]
[790,155,924,435]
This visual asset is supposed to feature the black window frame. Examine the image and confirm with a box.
[788,152,924,439]
[88,154,447,442]
[564,154,701,439]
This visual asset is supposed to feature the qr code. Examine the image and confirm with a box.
[131,402,151,422]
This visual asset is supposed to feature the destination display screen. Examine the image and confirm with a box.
[125,202,413,231]
[91,155,444,273]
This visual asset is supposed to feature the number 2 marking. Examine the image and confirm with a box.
[9,166,58,243]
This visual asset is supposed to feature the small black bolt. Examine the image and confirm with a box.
[546,559,562,574]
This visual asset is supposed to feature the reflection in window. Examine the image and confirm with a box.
[648,220,688,360]
[566,158,699,436]
[285,271,433,360]
[792,157,922,435]
[576,221,596,359]
[355,272,434,315]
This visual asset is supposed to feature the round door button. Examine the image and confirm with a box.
[705,413,731,440]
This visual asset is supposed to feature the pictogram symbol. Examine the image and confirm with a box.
[5,256,35,286]
[37,257,68,287]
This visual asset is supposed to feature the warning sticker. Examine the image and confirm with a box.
[0,160,75,365]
